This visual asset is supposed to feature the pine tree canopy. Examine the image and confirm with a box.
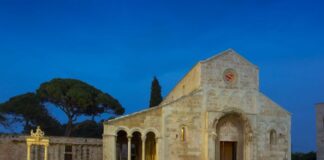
[36,78,124,136]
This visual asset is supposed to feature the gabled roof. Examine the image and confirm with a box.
[105,105,162,123]
[259,92,291,115]
[201,48,259,69]
[106,49,259,123]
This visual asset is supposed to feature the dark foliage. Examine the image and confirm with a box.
[36,78,124,136]
[0,93,63,136]
[71,120,103,138]
[149,76,162,107]
[292,152,316,160]
[0,113,6,126]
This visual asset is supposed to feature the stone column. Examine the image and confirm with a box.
[44,145,48,160]
[127,136,132,160]
[84,145,87,160]
[60,145,64,160]
[208,132,217,160]
[142,136,146,160]
[54,144,59,160]
[72,145,76,160]
[103,134,117,160]
[245,132,253,160]
[76,145,81,160]
[47,144,52,160]
[27,144,31,160]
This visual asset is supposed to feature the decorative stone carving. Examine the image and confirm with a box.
[247,132,253,142]
[219,121,239,141]
[30,126,45,141]
[209,132,217,141]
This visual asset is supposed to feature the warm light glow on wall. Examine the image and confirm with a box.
[181,127,186,141]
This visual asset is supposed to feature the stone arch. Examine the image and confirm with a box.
[144,128,160,138]
[115,126,130,136]
[145,132,157,160]
[131,131,143,160]
[130,127,144,136]
[213,111,253,160]
[212,108,254,134]
[116,129,128,160]
[269,129,277,146]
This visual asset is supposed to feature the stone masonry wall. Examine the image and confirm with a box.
[162,90,204,160]
[103,49,291,160]
[108,107,162,132]
[201,50,259,91]
[256,94,291,160]
[200,49,290,160]
[162,63,201,105]
[0,135,102,160]
[316,103,324,160]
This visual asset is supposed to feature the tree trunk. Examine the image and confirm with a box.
[64,118,73,136]
[23,120,31,134]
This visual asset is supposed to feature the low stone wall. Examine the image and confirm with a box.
[0,134,102,160]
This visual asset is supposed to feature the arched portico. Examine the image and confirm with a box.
[104,125,160,160]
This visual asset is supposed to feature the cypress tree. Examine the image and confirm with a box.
[149,76,162,107]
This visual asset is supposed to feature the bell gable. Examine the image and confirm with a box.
[201,49,259,90]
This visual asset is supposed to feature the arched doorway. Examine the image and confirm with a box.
[145,132,156,160]
[117,130,128,160]
[131,132,142,160]
[215,113,247,160]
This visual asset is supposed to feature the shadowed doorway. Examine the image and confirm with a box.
[215,113,245,160]
[220,141,237,160]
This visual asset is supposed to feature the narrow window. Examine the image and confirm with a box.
[86,148,90,160]
[270,130,277,146]
[64,145,73,160]
[181,127,186,141]
[182,85,186,95]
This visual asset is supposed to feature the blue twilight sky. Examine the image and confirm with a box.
[0,0,324,152]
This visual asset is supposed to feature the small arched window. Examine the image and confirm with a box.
[270,130,277,145]
[181,127,186,141]
[182,85,186,95]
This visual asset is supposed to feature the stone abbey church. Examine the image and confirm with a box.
[0,49,291,160]
[103,49,291,160]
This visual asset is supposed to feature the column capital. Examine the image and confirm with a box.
[209,132,217,141]
[127,136,133,139]
[247,131,253,142]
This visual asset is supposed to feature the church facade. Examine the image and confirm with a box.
[103,49,291,160]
